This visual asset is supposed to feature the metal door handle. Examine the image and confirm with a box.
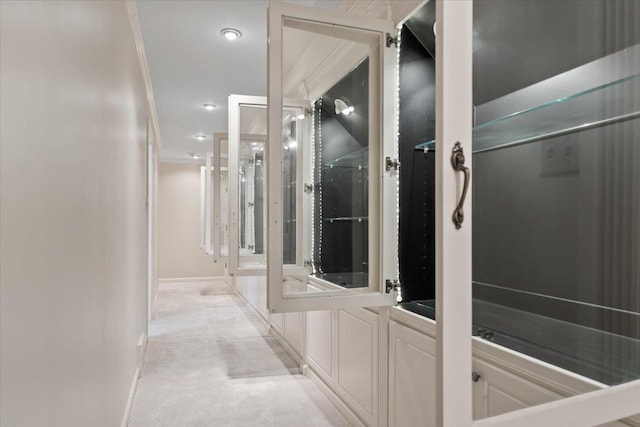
[451,142,470,229]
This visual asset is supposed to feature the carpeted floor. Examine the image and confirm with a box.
[127,280,350,427]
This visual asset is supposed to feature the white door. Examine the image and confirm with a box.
[228,95,307,277]
[204,151,213,255]
[266,1,398,312]
[433,1,640,426]
[212,133,229,263]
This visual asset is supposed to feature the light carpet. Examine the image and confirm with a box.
[127,280,350,427]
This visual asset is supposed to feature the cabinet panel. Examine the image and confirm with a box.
[337,308,377,423]
[284,312,303,356]
[271,312,285,334]
[474,358,563,419]
[307,309,333,380]
[389,320,437,427]
[486,386,527,417]
[236,276,268,322]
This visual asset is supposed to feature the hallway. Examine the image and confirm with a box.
[128,280,350,426]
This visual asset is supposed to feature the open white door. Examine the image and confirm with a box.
[266,1,398,312]
[204,151,213,255]
[433,1,640,426]
[228,95,307,278]
[212,133,229,263]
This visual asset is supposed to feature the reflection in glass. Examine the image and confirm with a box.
[219,139,229,257]
[282,110,298,265]
[238,136,266,265]
[278,13,383,300]
[311,58,370,288]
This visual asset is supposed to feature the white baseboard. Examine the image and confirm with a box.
[136,332,147,375]
[158,276,225,283]
[121,332,147,427]
[304,365,367,427]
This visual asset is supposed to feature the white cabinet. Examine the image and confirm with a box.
[271,311,305,364]
[336,308,378,426]
[307,309,334,382]
[387,310,640,427]
[235,275,268,322]
[388,320,437,427]
[472,359,562,419]
[306,307,379,426]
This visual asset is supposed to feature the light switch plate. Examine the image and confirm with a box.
[540,135,580,176]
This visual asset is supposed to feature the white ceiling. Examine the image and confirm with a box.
[137,0,341,162]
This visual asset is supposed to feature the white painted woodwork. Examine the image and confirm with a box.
[204,152,213,255]
[388,308,640,427]
[336,308,379,426]
[235,276,268,322]
[389,320,437,427]
[266,0,397,313]
[284,312,304,357]
[307,310,334,381]
[200,165,206,250]
[271,312,285,334]
[474,359,562,418]
[434,0,474,425]
[269,313,284,335]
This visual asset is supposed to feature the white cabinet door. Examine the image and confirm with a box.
[212,133,229,263]
[204,152,213,255]
[227,95,306,277]
[307,309,334,383]
[266,0,398,313]
[431,0,640,425]
[389,320,437,427]
[472,359,562,419]
[336,308,378,426]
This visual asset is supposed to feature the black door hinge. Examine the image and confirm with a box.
[386,33,399,48]
[385,279,399,293]
[385,157,400,171]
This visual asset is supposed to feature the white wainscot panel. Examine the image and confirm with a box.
[236,276,268,322]
[271,312,285,334]
[474,358,563,418]
[474,359,639,426]
[337,308,378,425]
[307,309,333,382]
[284,312,303,357]
[389,320,437,427]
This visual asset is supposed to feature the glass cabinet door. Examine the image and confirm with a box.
[266,1,398,312]
[204,151,213,255]
[228,95,307,277]
[427,0,640,426]
[213,133,229,263]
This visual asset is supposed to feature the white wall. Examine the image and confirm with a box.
[158,162,224,279]
[1,1,151,426]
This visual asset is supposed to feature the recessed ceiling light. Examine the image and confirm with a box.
[203,104,216,111]
[188,152,200,159]
[195,134,207,141]
[220,28,242,41]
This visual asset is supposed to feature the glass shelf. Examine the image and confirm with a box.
[415,73,640,153]
[324,147,368,169]
[312,272,368,289]
[323,216,368,223]
[401,299,640,386]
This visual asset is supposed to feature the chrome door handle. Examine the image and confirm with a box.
[451,142,470,229]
